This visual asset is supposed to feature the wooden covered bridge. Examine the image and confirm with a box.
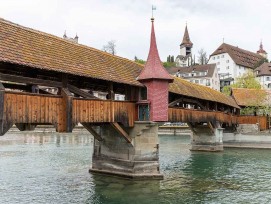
[0,17,258,178]
[0,18,240,134]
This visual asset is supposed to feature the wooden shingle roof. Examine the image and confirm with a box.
[210,43,263,69]
[0,18,239,109]
[231,88,270,107]
[0,18,142,86]
[170,77,239,108]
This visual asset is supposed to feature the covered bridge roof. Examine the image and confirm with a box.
[231,88,271,107]
[0,18,239,109]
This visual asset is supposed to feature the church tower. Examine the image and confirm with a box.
[180,24,193,56]
[137,17,173,122]
[175,24,193,67]
[257,40,268,59]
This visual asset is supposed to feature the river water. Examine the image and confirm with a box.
[1,130,271,204]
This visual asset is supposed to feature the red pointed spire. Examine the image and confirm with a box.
[137,18,173,82]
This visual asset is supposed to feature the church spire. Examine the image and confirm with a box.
[257,40,267,58]
[180,24,193,47]
[137,18,173,82]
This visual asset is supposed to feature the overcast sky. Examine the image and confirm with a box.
[1,0,270,62]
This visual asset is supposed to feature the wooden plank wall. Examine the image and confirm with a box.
[237,115,268,131]
[72,99,136,126]
[4,92,66,131]
[168,108,238,125]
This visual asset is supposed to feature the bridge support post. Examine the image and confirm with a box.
[89,121,163,179]
[0,84,13,135]
[189,122,224,152]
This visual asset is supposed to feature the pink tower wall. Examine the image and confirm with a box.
[145,80,169,122]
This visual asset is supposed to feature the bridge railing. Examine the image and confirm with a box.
[168,107,238,125]
[1,92,136,135]
[237,115,268,131]
[73,98,136,127]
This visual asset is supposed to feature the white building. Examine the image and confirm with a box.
[168,64,220,91]
[175,24,193,67]
[208,43,264,89]
[255,62,271,89]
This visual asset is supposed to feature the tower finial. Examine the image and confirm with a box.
[152,5,156,19]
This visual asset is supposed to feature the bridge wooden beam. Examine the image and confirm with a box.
[67,84,98,99]
[110,122,131,143]
[0,73,62,87]
[107,82,115,100]
[169,97,205,110]
[81,123,103,141]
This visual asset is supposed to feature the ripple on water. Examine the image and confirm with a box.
[1,133,271,203]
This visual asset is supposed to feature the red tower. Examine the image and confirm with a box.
[137,18,173,122]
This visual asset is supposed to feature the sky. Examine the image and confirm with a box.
[0,0,271,63]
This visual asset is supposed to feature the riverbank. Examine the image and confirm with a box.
[223,132,271,149]
[7,125,271,149]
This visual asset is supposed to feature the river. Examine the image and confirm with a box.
[0,130,271,204]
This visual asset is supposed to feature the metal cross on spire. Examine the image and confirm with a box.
[152,5,156,18]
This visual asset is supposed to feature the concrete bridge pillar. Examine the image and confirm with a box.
[89,121,163,179]
[189,122,224,152]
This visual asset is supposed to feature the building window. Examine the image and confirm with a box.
[217,68,220,71]
[267,77,270,81]
[200,79,203,84]
[195,80,199,84]
[226,66,229,69]
[217,56,220,59]
[226,60,229,63]
[222,55,224,58]
[213,57,215,60]
[217,62,220,65]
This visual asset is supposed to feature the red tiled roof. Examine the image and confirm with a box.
[210,43,263,69]
[137,18,173,82]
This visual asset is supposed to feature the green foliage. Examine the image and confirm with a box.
[163,61,176,68]
[254,57,269,68]
[231,71,261,89]
[166,55,175,63]
[134,56,146,65]
[222,85,231,96]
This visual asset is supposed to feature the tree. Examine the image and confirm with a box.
[163,61,176,68]
[222,71,261,95]
[134,56,146,65]
[102,40,117,55]
[197,48,208,65]
[254,57,269,68]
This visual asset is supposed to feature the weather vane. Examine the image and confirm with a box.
[152,5,156,18]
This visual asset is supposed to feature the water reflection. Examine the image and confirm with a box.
[1,132,271,203]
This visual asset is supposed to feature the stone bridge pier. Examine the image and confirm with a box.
[189,122,224,152]
[89,121,163,179]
